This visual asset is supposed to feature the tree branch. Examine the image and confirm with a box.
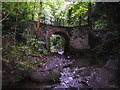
[0,2,20,23]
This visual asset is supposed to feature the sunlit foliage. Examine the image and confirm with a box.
[50,35,65,53]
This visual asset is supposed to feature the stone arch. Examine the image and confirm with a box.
[46,28,70,53]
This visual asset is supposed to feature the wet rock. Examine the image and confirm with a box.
[88,68,118,88]
[54,67,92,89]
[105,59,119,70]
[29,56,73,82]
[53,67,119,89]
[29,70,60,82]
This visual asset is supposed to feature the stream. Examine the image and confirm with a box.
[5,53,120,89]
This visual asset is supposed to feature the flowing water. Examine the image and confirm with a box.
[6,53,119,89]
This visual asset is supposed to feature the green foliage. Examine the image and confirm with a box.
[2,32,48,72]
[25,32,48,56]
[2,2,32,38]
[92,2,109,30]
[71,2,89,19]
[41,1,90,26]
[42,0,67,19]
[3,41,47,72]
[93,18,107,30]
[2,2,92,27]
[50,35,64,52]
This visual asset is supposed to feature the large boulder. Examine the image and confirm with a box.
[28,55,73,82]
[105,59,119,70]
[29,69,60,82]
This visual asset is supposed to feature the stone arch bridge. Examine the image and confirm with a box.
[27,23,90,52]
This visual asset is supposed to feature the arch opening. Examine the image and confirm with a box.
[49,32,70,54]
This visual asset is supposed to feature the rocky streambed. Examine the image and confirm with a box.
[54,67,118,89]
[3,54,120,89]
[28,55,73,82]
[52,56,119,89]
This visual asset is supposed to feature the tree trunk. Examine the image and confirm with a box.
[36,16,40,39]
[105,3,112,29]
[32,3,36,21]
[36,1,42,39]
[79,16,81,26]
[88,1,92,32]
[88,1,94,48]
[13,6,18,49]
